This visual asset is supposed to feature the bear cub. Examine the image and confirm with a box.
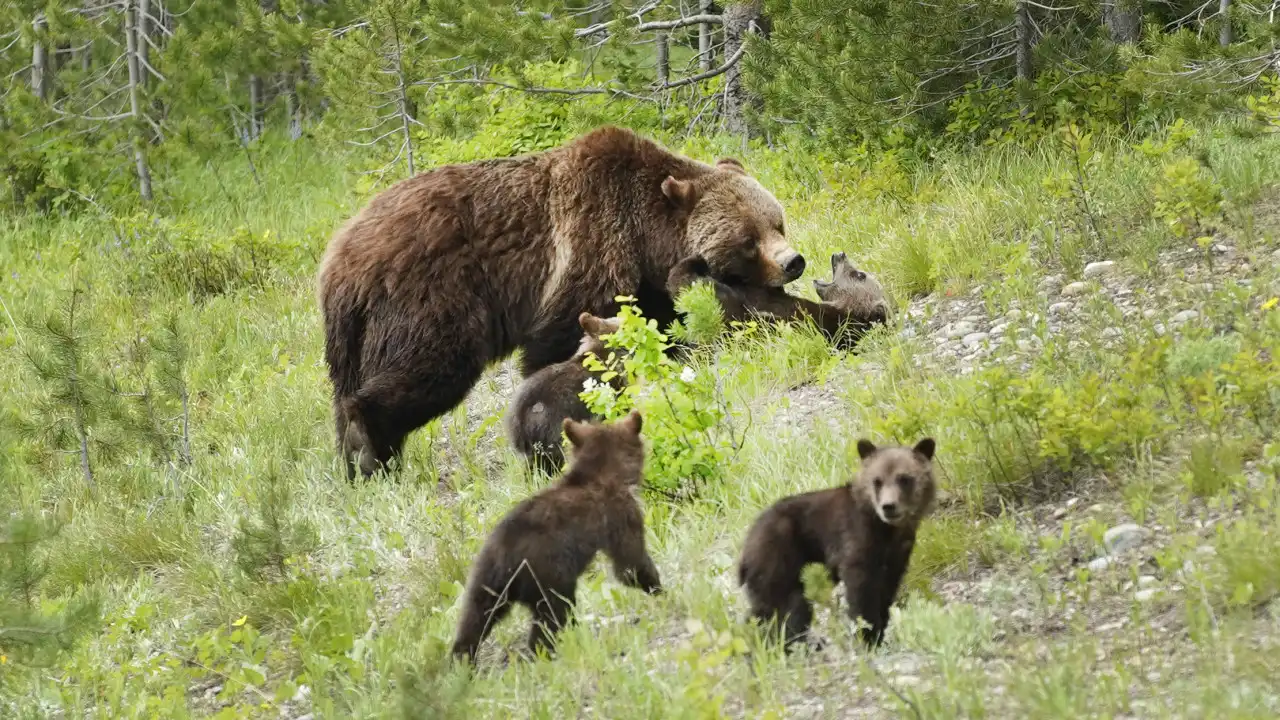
[453,411,661,663]
[505,312,624,475]
[737,437,937,651]
[667,251,890,349]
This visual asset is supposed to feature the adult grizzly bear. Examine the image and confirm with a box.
[319,126,804,478]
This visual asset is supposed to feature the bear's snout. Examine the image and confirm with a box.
[780,252,806,282]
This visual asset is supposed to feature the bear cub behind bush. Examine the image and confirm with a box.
[505,312,624,475]
[453,411,662,663]
[738,438,937,651]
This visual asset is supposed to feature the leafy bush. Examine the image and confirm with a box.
[579,297,739,500]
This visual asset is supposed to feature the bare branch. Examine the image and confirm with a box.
[659,32,748,89]
[636,14,723,32]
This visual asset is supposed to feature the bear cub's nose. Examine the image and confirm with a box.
[781,253,806,281]
[880,502,899,518]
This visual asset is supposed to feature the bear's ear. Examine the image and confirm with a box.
[913,438,936,461]
[716,158,748,176]
[621,409,643,435]
[856,439,878,460]
[563,418,588,447]
[662,176,698,211]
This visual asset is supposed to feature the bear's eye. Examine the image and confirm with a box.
[897,474,914,492]
[872,478,883,491]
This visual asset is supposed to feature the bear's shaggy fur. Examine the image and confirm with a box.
[319,126,804,478]
[737,438,937,651]
[451,411,661,663]
[666,251,890,349]
[505,312,624,476]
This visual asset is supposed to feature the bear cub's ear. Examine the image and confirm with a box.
[662,176,698,211]
[563,418,588,447]
[621,409,643,435]
[715,158,748,176]
[913,438,936,461]
[856,439,878,460]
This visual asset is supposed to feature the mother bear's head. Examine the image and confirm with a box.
[661,158,804,288]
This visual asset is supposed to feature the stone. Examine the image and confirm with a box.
[1143,309,1158,319]
[989,322,1009,336]
[1171,309,1199,324]
[1083,260,1116,278]
[1049,302,1073,316]
[1134,589,1158,602]
[962,332,990,348]
[900,327,917,339]
[962,314,985,323]
[1005,308,1024,321]
[946,321,976,339]
[1154,323,1166,337]
[1103,523,1147,555]
[1101,327,1122,339]
[1040,274,1064,289]
[1138,575,1159,588]
[1052,507,1068,519]
[1061,281,1089,297]
[1087,557,1114,572]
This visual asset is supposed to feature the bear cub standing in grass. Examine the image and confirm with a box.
[738,438,937,651]
[453,411,661,663]
[506,312,624,476]
[667,251,890,350]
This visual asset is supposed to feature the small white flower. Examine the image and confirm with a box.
[680,366,696,383]
[582,378,600,392]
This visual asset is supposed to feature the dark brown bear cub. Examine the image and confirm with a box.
[667,251,890,350]
[505,312,623,476]
[452,411,661,663]
[738,438,937,651]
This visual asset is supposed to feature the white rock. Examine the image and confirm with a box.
[1040,274,1064,289]
[1005,308,1024,321]
[989,322,1009,336]
[1195,545,1217,556]
[1171,309,1200,324]
[1134,589,1158,602]
[1143,309,1158,319]
[962,332,990,348]
[1154,323,1166,337]
[1104,523,1148,555]
[1066,498,1079,508]
[1049,302,1073,315]
[1061,281,1089,297]
[1138,575,1159,588]
[1088,557,1115,572]
[946,321,976,339]
[1101,327,1122,339]
[962,314,985,323]
[1083,261,1116,278]
[1052,507,1068,519]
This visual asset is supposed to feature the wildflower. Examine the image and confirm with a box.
[680,366,696,383]
[1263,297,1278,311]
[582,377,600,392]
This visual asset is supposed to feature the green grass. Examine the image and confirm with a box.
[3,118,1280,717]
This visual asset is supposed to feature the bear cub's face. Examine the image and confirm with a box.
[662,159,804,289]
[574,312,622,358]
[813,252,890,319]
[855,438,937,527]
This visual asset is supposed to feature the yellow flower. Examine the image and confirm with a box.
[232,615,248,627]
[1262,297,1279,311]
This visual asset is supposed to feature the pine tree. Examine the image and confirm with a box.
[0,512,100,668]
[231,462,317,582]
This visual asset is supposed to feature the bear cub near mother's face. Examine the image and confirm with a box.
[505,312,624,476]
[737,437,936,652]
[452,411,661,664]
[665,251,890,349]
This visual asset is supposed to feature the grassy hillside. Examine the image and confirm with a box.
[2,119,1280,718]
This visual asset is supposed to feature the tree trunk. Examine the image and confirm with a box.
[285,73,302,140]
[138,0,150,86]
[1015,1,1034,83]
[699,0,714,72]
[656,32,669,86]
[32,16,48,101]
[1102,1,1142,44]
[723,0,764,137]
[125,0,154,203]
[1219,0,1233,46]
[249,74,264,140]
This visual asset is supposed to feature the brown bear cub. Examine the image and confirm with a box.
[666,251,890,350]
[738,438,937,651]
[505,312,624,476]
[452,411,662,663]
